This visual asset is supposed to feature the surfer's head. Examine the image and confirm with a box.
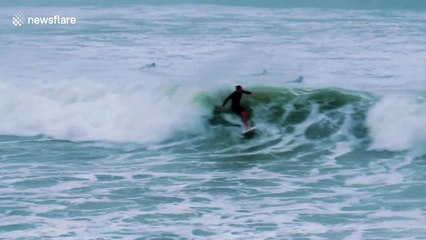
[236,85,243,93]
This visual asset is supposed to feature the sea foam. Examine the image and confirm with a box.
[0,80,202,143]
[367,95,426,153]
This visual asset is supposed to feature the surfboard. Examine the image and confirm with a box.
[242,126,256,134]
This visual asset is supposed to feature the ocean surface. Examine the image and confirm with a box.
[1,1,426,239]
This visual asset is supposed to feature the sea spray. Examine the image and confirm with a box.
[367,95,426,153]
[0,80,203,143]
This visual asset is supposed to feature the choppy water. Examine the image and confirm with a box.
[1,1,426,239]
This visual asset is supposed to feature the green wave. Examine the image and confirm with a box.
[194,86,373,141]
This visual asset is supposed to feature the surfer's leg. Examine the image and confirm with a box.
[233,106,249,129]
[240,111,249,129]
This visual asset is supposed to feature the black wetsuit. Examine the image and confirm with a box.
[222,90,252,115]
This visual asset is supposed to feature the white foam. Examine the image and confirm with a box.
[0,80,203,144]
[346,173,404,186]
[367,95,426,153]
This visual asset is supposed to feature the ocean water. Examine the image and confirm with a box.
[1,1,426,239]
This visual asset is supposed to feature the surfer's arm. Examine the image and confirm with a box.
[243,90,253,95]
[222,93,233,106]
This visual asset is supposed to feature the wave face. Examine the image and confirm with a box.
[2,82,424,154]
[198,87,369,145]
[198,87,426,154]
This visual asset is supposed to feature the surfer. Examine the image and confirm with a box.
[221,85,253,130]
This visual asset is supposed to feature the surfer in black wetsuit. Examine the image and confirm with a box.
[221,85,253,130]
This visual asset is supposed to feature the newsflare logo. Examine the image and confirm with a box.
[12,13,77,27]
[12,14,25,26]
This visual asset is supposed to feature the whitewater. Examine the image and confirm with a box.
[0,2,425,239]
